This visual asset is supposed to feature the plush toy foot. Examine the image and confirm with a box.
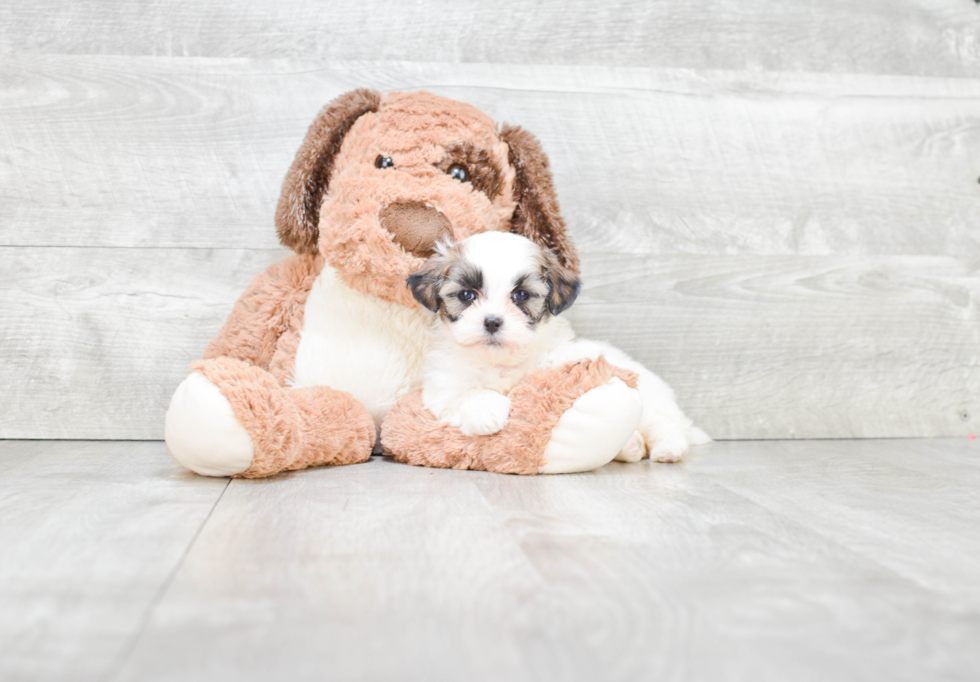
[167,358,375,478]
[166,371,255,477]
[537,377,642,473]
[381,357,641,475]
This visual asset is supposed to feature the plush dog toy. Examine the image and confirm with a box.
[165,88,683,478]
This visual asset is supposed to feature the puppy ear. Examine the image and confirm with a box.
[406,259,444,313]
[275,88,382,254]
[500,123,580,276]
[542,249,581,316]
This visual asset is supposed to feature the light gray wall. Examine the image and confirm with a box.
[1,2,978,440]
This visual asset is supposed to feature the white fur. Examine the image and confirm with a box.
[165,372,255,477]
[539,377,643,473]
[540,336,708,462]
[422,313,574,434]
[292,265,432,426]
[433,233,544,355]
[420,231,708,464]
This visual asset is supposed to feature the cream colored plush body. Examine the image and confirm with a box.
[292,265,431,425]
[165,89,703,478]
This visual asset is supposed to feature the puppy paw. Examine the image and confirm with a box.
[456,391,512,437]
[648,432,688,463]
[614,430,646,463]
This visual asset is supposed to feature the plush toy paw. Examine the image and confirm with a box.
[452,390,512,437]
[615,430,646,463]
[538,377,643,474]
[165,371,255,477]
[648,431,689,463]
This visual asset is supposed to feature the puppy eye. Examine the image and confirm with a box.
[458,289,476,302]
[448,164,468,182]
[375,155,394,169]
[511,290,530,303]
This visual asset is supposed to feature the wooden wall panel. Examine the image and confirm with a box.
[2,4,978,440]
[3,57,979,257]
[2,248,976,440]
[571,253,980,440]
[1,1,978,78]
[0,247,285,440]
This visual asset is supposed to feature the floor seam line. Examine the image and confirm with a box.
[100,478,232,682]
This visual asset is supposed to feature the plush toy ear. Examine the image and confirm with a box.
[499,123,580,276]
[275,88,382,254]
[542,249,581,316]
[406,259,445,313]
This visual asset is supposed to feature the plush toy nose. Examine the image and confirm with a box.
[484,316,503,334]
[379,202,452,257]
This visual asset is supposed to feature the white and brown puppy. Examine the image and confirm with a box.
[408,231,708,462]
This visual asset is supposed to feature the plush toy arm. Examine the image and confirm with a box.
[381,358,642,474]
[166,251,377,479]
[542,338,710,463]
[166,357,375,477]
[202,253,323,375]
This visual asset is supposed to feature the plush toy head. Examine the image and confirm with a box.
[274,89,579,307]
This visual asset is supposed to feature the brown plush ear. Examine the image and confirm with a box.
[275,88,382,254]
[499,123,580,275]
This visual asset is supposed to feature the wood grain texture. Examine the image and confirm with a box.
[0,246,285,439]
[94,437,980,682]
[2,57,979,256]
[1,247,976,440]
[569,252,980,440]
[1,1,978,78]
[0,440,227,682]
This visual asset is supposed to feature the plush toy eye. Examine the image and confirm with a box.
[511,290,530,304]
[448,164,468,182]
[458,289,476,302]
[375,155,394,169]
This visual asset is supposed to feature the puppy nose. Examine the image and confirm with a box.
[484,316,503,334]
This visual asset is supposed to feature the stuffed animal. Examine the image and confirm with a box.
[164,88,693,478]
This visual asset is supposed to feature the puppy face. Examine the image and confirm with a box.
[408,232,580,355]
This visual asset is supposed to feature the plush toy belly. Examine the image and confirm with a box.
[291,265,432,425]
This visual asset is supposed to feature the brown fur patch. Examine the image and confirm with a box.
[275,88,382,254]
[379,201,452,257]
[406,242,464,314]
[203,252,324,384]
[539,249,581,315]
[434,142,504,200]
[499,124,580,275]
[380,358,638,474]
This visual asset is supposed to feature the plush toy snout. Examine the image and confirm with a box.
[379,202,452,257]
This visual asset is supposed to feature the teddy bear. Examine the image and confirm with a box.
[164,88,686,478]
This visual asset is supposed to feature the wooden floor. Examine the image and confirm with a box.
[2,439,978,681]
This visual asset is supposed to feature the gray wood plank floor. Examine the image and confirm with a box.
[3,438,978,682]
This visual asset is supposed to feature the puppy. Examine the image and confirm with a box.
[407,231,708,463]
